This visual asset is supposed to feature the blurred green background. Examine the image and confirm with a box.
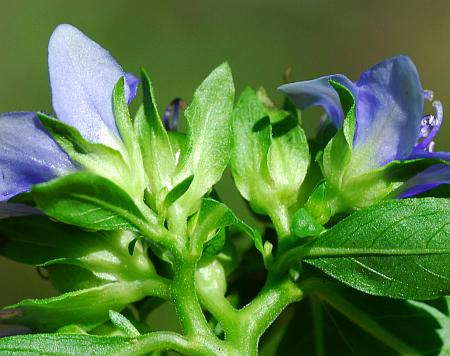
[1,0,449,305]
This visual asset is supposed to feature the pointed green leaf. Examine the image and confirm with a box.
[304,198,450,299]
[32,172,159,236]
[112,78,146,198]
[173,63,235,216]
[135,69,176,199]
[163,175,194,209]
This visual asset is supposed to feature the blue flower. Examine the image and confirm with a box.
[279,56,450,203]
[0,24,138,216]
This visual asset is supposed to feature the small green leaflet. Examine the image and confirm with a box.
[304,198,450,299]
[134,69,176,201]
[320,80,356,195]
[112,78,146,198]
[163,175,194,210]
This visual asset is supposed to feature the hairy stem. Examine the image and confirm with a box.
[171,257,214,338]
[226,277,303,355]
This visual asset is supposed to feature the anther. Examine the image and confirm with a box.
[423,89,434,102]
[415,99,443,151]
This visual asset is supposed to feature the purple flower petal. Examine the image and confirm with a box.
[353,56,424,169]
[125,72,139,104]
[408,149,450,162]
[0,112,75,201]
[278,74,355,127]
[398,164,450,198]
[48,24,137,147]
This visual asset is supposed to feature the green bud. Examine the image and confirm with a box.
[231,87,310,217]
[195,257,227,297]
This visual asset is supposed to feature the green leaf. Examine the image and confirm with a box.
[191,198,263,254]
[32,172,159,235]
[320,80,357,215]
[172,63,235,216]
[109,310,140,337]
[304,198,450,299]
[291,208,325,238]
[0,281,151,332]
[112,78,146,197]
[0,333,131,355]
[135,69,176,200]
[329,79,356,147]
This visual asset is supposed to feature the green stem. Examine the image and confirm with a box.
[141,276,172,301]
[227,278,303,355]
[171,258,214,338]
[197,286,238,337]
[268,203,291,239]
[312,279,421,356]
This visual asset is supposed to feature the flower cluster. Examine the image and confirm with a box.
[0,24,449,356]
[280,56,449,214]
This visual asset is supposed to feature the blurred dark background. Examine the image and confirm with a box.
[1,0,450,305]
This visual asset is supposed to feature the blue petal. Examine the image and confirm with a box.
[408,149,450,162]
[398,164,450,198]
[48,24,137,148]
[278,74,355,127]
[0,112,76,201]
[353,56,424,169]
[125,72,139,104]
